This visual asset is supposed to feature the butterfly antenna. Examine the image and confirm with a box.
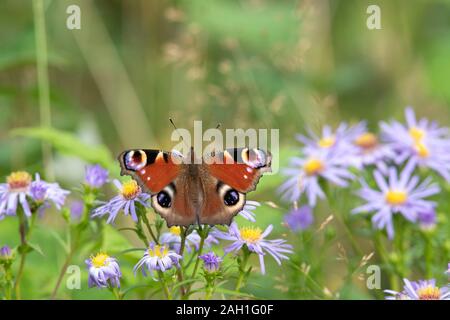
[169,118,191,152]
[169,118,183,142]
[216,123,221,129]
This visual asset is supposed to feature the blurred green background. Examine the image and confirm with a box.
[1,0,450,299]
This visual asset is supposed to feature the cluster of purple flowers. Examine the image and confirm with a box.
[0,171,69,219]
[280,107,449,238]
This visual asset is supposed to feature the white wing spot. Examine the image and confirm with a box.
[140,169,146,174]
[146,177,151,181]
[246,167,253,173]
[244,175,248,179]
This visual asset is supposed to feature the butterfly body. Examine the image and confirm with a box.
[119,148,271,227]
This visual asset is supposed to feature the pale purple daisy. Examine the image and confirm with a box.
[296,122,357,156]
[159,226,201,253]
[199,251,222,273]
[0,171,69,219]
[385,278,450,300]
[214,222,293,274]
[284,205,314,231]
[345,122,396,173]
[133,243,182,278]
[352,160,440,239]
[85,252,121,288]
[279,149,354,207]
[91,179,150,224]
[380,107,450,181]
[85,164,109,188]
[30,173,70,210]
[159,226,220,253]
[0,171,33,218]
[238,200,260,222]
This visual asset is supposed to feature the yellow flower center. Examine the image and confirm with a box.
[417,285,441,300]
[121,180,140,200]
[240,227,262,244]
[355,132,378,149]
[169,226,181,236]
[7,171,32,191]
[409,127,425,142]
[318,136,336,149]
[385,190,407,206]
[304,159,324,176]
[91,253,109,268]
[414,142,430,158]
[148,245,169,258]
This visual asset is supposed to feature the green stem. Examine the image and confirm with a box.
[158,271,172,300]
[423,232,433,279]
[110,287,123,300]
[374,231,398,291]
[190,226,208,279]
[141,213,158,244]
[235,250,250,292]
[51,198,93,299]
[176,227,188,298]
[32,0,54,180]
[50,248,75,299]
[13,209,34,300]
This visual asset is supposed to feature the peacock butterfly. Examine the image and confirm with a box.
[118,147,271,226]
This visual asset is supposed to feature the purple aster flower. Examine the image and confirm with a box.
[0,245,12,259]
[70,200,84,221]
[0,172,69,219]
[159,226,201,253]
[214,222,293,274]
[385,278,450,300]
[238,200,260,222]
[279,149,354,207]
[85,253,121,288]
[380,107,450,181]
[284,205,314,231]
[296,123,357,155]
[417,209,437,230]
[133,243,182,278]
[446,263,450,276]
[344,122,396,173]
[0,171,33,218]
[85,164,109,188]
[30,174,69,210]
[352,160,440,239]
[199,251,222,273]
[91,179,150,224]
[159,227,219,253]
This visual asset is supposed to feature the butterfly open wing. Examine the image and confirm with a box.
[119,148,271,227]
[199,148,272,225]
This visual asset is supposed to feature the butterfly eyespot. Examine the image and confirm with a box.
[224,189,239,206]
[125,150,147,171]
[157,191,172,208]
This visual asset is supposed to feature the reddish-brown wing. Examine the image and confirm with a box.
[206,148,272,193]
[118,149,182,194]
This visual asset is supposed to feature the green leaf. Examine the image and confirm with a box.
[10,126,118,175]
[27,242,44,256]
[214,287,258,299]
